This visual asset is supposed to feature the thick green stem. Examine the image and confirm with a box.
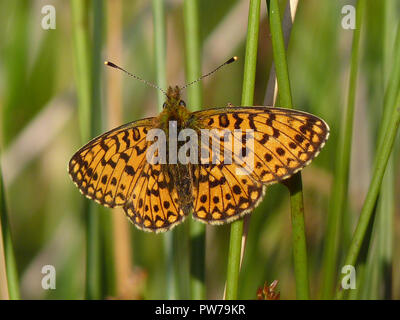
[71,0,92,143]
[283,174,309,298]
[376,161,394,299]
[183,0,206,300]
[0,163,20,299]
[225,0,261,300]
[268,0,309,299]
[373,2,398,299]
[152,0,178,299]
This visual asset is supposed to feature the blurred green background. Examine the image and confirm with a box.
[0,0,399,299]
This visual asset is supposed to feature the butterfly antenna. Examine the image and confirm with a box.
[104,61,167,96]
[180,56,238,90]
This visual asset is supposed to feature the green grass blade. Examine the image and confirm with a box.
[361,1,398,299]
[225,0,261,300]
[153,0,167,108]
[283,174,309,299]
[268,0,292,108]
[376,27,400,153]
[0,163,20,299]
[91,0,103,137]
[71,0,92,143]
[336,67,400,301]
[71,0,101,300]
[336,5,400,299]
[376,161,394,298]
[183,0,203,112]
[183,0,206,300]
[320,0,365,299]
[374,9,397,297]
[151,0,178,300]
[268,0,309,299]
[2,1,29,147]
[358,163,393,299]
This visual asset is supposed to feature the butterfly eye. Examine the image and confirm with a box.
[179,100,186,107]
[163,102,167,109]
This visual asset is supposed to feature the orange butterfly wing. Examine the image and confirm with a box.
[124,163,186,232]
[69,117,186,232]
[190,106,329,224]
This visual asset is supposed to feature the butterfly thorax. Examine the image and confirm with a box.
[158,86,192,130]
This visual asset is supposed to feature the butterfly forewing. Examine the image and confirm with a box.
[68,118,155,208]
[194,107,329,184]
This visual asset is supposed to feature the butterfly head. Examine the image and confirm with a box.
[163,85,186,110]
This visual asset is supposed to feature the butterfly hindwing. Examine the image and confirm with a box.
[192,162,265,224]
[124,163,186,232]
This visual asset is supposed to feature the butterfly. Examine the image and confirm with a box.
[69,58,329,233]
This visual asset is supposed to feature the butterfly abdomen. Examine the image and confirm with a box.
[167,163,194,215]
